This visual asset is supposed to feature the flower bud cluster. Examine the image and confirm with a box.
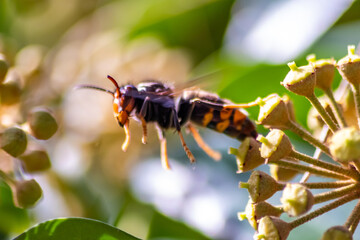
[0,50,58,209]
[236,45,360,239]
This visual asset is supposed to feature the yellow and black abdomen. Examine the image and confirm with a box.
[178,90,257,140]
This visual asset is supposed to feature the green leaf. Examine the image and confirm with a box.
[0,0,11,34]
[14,217,140,240]
[213,63,310,126]
[0,181,30,236]
[147,211,211,240]
[128,0,235,63]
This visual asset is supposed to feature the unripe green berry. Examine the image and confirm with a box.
[340,89,357,127]
[28,109,58,140]
[329,127,360,163]
[229,137,264,173]
[0,81,21,105]
[281,61,316,97]
[257,94,292,129]
[0,53,9,83]
[307,54,336,91]
[270,164,298,182]
[255,216,291,240]
[239,199,283,230]
[337,45,360,85]
[281,183,314,217]
[19,150,51,172]
[240,170,283,203]
[258,129,293,162]
[0,127,27,157]
[321,226,353,240]
[13,179,42,208]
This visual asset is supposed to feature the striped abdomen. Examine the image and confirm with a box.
[178,90,257,140]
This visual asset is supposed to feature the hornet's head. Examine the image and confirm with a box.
[75,75,137,127]
[109,76,137,127]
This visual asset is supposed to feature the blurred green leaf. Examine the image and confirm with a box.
[218,64,309,124]
[14,217,140,240]
[0,181,30,237]
[11,0,49,16]
[334,0,360,25]
[0,0,11,34]
[147,211,211,240]
[129,0,235,64]
[218,64,288,100]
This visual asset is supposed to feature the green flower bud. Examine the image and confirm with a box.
[258,129,293,162]
[270,163,299,182]
[280,183,314,217]
[12,179,43,208]
[0,81,21,106]
[257,94,292,129]
[1,127,27,157]
[239,170,283,203]
[321,226,353,240]
[337,45,360,85]
[255,216,291,240]
[0,53,9,83]
[229,137,265,173]
[239,199,283,230]
[19,150,51,172]
[281,61,316,97]
[28,109,58,140]
[307,54,336,91]
[329,127,360,163]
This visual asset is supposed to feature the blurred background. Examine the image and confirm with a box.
[1,0,360,239]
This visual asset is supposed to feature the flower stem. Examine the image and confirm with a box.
[287,120,331,156]
[289,151,359,180]
[349,215,360,235]
[313,184,359,204]
[0,169,15,185]
[302,180,354,189]
[350,83,360,129]
[324,88,348,128]
[273,160,349,180]
[289,190,360,229]
[345,199,360,234]
[300,125,330,183]
[306,93,339,132]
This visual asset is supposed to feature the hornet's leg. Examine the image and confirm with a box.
[138,96,151,144]
[155,124,171,170]
[190,97,258,109]
[122,120,130,152]
[177,131,196,163]
[172,109,196,164]
[140,118,147,144]
[187,123,221,161]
